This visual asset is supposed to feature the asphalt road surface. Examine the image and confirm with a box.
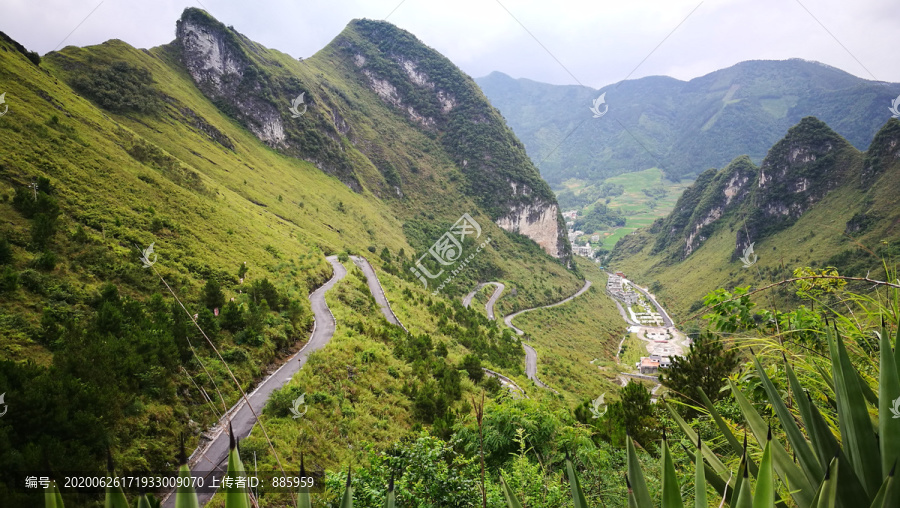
[162,256,346,507]
[350,255,408,332]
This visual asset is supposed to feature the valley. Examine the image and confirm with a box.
[1,4,899,508]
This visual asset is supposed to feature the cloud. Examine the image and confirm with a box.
[3,0,898,87]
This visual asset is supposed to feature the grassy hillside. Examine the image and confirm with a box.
[510,259,625,404]
[0,11,600,504]
[607,118,900,322]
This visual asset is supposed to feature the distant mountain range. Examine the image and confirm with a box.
[607,115,900,317]
[476,59,900,189]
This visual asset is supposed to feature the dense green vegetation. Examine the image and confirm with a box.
[477,62,900,186]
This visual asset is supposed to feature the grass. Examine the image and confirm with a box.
[509,259,627,405]
[608,160,897,323]
[558,168,690,250]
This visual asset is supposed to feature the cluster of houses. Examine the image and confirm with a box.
[606,273,639,305]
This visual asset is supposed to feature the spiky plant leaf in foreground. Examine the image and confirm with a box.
[728,378,813,507]
[339,469,353,508]
[751,353,823,487]
[815,456,839,508]
[626,436,652,508]
[297,453,311,508]
[499,474,523,508]
[383,473,395,508]
[751,432,774,508]
[224,424,251,508]
[694,437,707,508]
[45,480,64,508]
[733,455,753,508]
[565,453,588,508]
[660,435,684,508]
[826,327,880,496]
[878,323,900,507]
[868,462,895,508]
[105,453,129,508]
[175,437,200,508]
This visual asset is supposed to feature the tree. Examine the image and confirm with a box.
[660,331,740,405]
[202,279,225,311]
[460,354,484,382]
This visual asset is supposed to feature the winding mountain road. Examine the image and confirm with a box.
[466,280,591,394]
[503,280,592,335]
[463,282,505,320]
[351,255,409,333]
[163,256,346,507]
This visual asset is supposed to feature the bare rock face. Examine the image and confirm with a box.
[345,19,570,262]
[176,15,286,147]
[496,202,567,259]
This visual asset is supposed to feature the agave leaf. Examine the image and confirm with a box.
[752,436,774,508]
[45,480,64,508]
[626,476,640,508]
[681,443,732,505]
[566,454,589,508]
[894,323,900,378]
[728,379,813,507]
[826,327,881,496]
[751,354,823,486]
[879,327,900,482]
[297,453,311,508]
[660,438,684,508]
[500,474,524,508]
[339,470,353,508]
[224,427,250,508]
[627,436,653,508]
[784,359,868,507]
[137,494,152,508]
[666,399,730,476]
[383,473,395,508]
[174,466,200,508]
[694,438,707,508]
[733,458,753,508]
[816,456,839,508]
[697,389,759,478]
[104,478,129,508]
[868,463,895,508]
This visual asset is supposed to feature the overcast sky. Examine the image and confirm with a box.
[4,0,898,88]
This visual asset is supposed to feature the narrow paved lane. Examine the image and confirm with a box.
[503,280,592,335]
[350,255,408,333]
[467,280,590,393]
[162,256,346,508]
[484,282,505,320]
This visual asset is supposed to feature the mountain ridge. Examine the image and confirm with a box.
[476,60,900,195]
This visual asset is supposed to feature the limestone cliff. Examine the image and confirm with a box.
[337,20,569,260]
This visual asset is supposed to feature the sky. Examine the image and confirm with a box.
[4,0,898,89]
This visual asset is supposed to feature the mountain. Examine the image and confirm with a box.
[0,9,589,500]
[606,116,900,318]
[476,60,900,191]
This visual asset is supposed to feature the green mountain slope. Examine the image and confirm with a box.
[0,9,588,503]
[476,60,900,189]
[607,116,900,319]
